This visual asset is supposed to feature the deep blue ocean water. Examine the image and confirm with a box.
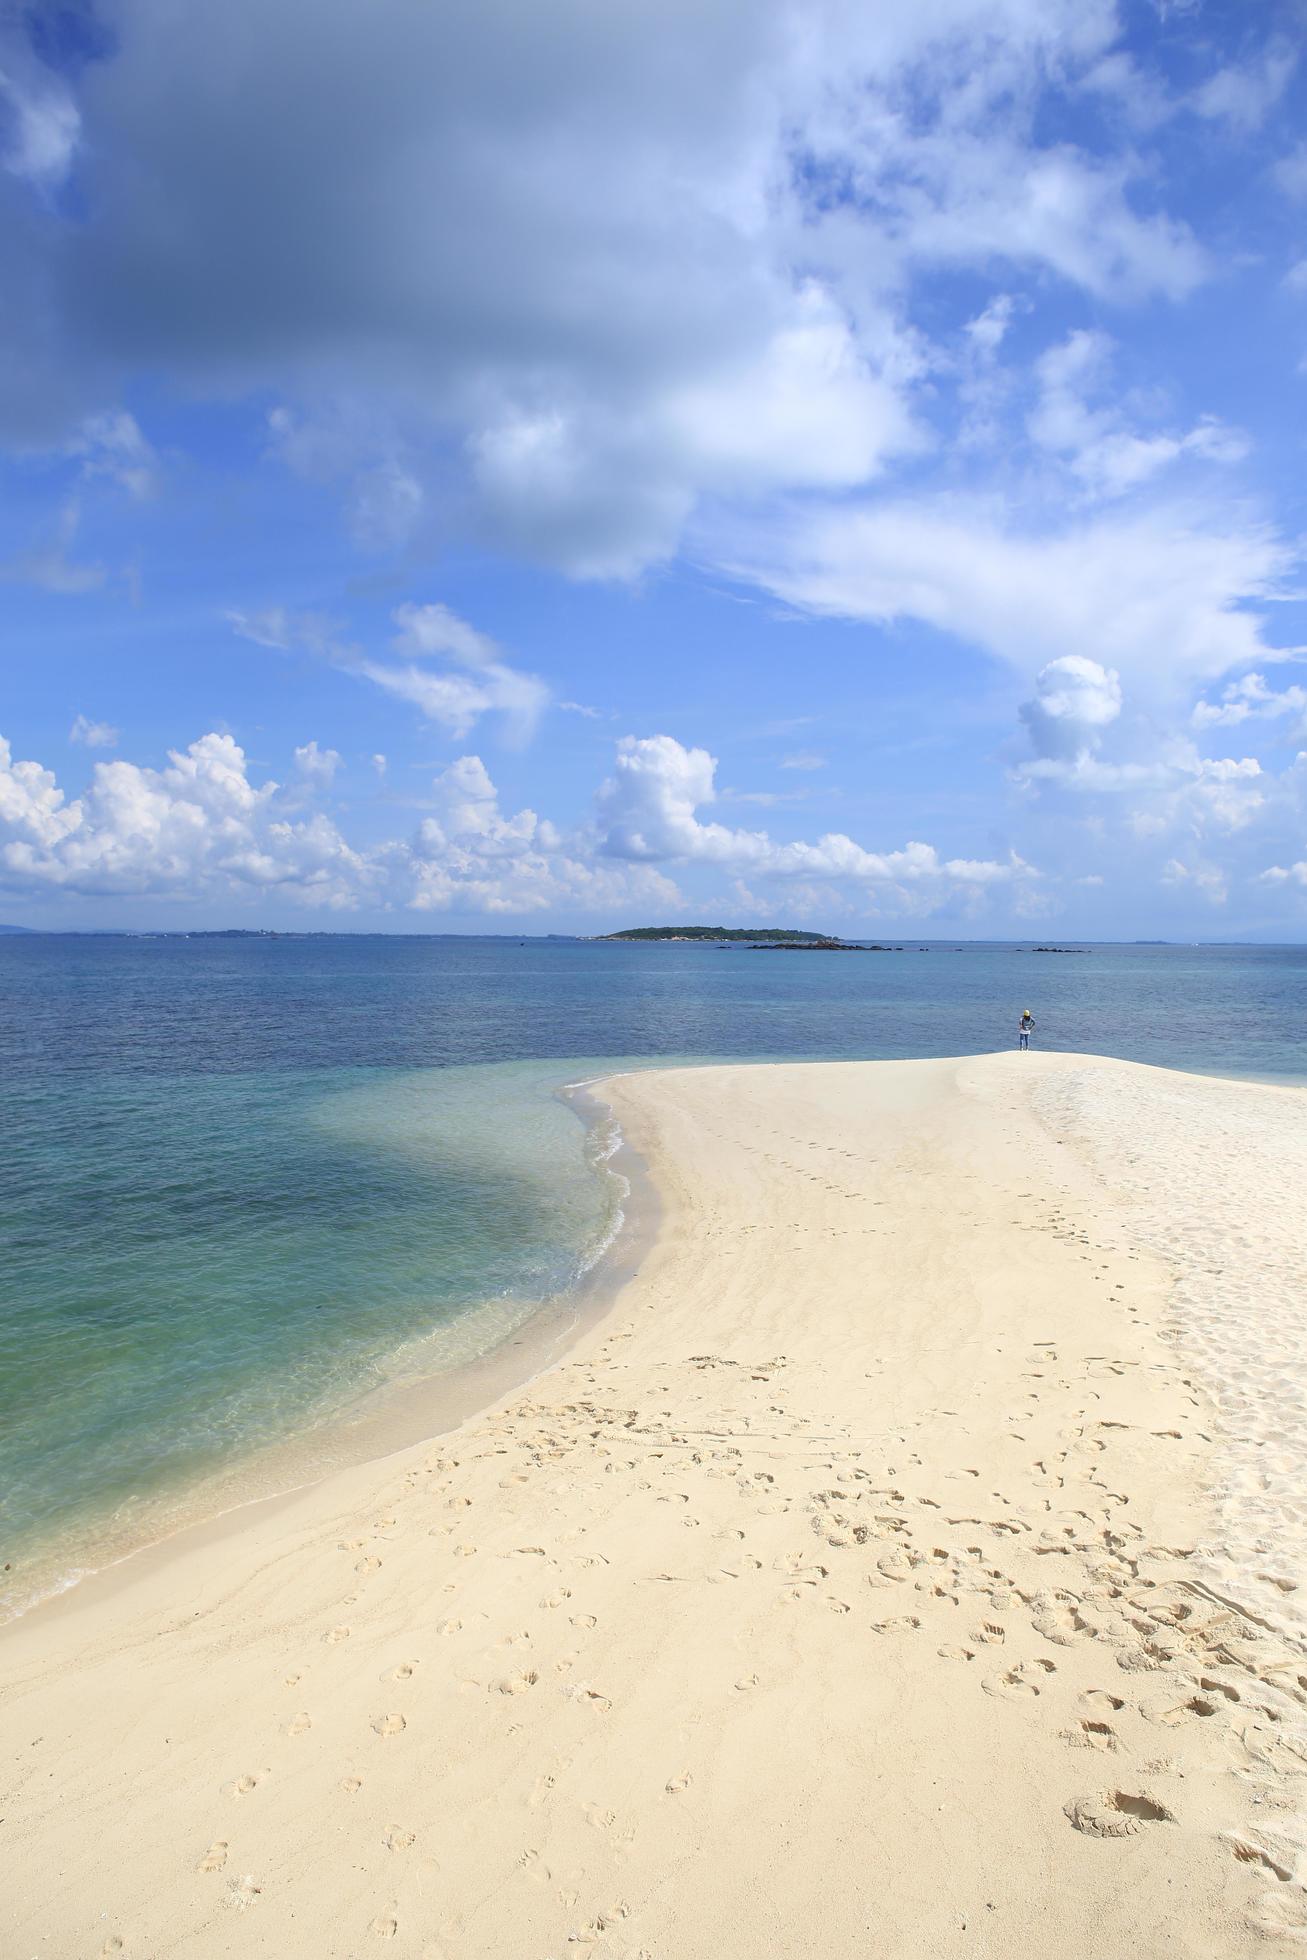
[2,932,1305,1613]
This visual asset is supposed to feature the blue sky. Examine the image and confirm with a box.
[3,0,1307,935]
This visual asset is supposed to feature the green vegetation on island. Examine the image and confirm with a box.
[600,926,843,945]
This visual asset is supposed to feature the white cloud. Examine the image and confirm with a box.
[371,752,387,776]
[227,601,549,744]
[720,496,1292,696]
[1161,856,1229,903]
[1192,671,1307,733]
[361,606,550,742]
[72,412,159,500]
[1028,330,1248,500]
[69,715,119,750]
[0,66,79,184]
[595,734,1030,906]
[1261,860,1307,888]
[347,459,424,553]
[1018,655,1122,763]
[964,295,1016,358]
[780,750,827,771]
[392,603,499,669]
[405,756,675,916]
[0,0,1219,573]
[0,731,368,904]
[14,721,1304,923]
[294,741,342,786]
[1190,44,1296,133]
[0,726,666,916]
[1273,142,1307,200]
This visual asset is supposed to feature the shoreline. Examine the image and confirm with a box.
[7,1051,1307,1956]
[1,1067,660,1635]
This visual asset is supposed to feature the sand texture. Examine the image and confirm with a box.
[5,1051,1307,1957]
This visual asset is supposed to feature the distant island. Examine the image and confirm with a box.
[600,926,845,946]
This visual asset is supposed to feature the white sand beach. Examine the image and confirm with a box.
[5,1052,1307,1957]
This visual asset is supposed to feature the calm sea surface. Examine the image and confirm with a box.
[2,932,1305,1613]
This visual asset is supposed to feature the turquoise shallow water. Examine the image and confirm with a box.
[2,932,1305,1613]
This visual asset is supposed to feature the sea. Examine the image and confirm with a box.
[3,931,1306,1618]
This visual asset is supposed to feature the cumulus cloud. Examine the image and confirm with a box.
[1,726,1039,919]
[595,734,1030,905]
[294,741,341,786]
[69,714,119,750]
[1019,655,1122,762]
[1192,672,1307,733]
[0,731,368,904]
[1161,856,1229,904]
[0,726,670,916]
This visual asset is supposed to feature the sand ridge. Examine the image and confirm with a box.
[3,1052,1306,1956]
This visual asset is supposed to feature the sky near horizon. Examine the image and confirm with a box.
[3,0,1307,936]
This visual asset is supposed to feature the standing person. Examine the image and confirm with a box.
[1019,1008,1034,1051]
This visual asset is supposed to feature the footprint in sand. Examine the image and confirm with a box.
[286,1711,312,1736]
[567,1686,612,1712]
[1064,1789,1174,1838]
[341,1776,363,1793]
[984,1660,1055,1698]
[496,1670,539,1695]
[356,1555,382,1574]
[1142,1692,1219,1726]
[383,1826,416,1851]
[386,1661,418,1682]
[1065,1718,1118,1751]
[437,1618,462,1636]
[225,1774,262,1796]
[371,1713,407,1737]
[324,1625,351,1644]
[100,1941,124,1957]
[1079,1688,1126,1714]
[198,1841,229,1872]
[570,1614,597,1630]
[665,1774,692,1795]
[370,1915,398,1938]
[227,1873,262,1910]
